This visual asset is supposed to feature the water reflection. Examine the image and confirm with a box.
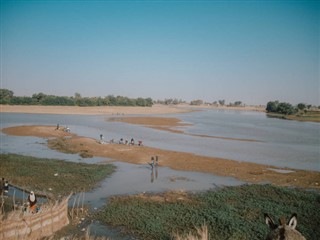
[150,165,159,183]
[151,168,154,183]
[79,161,244,211]
[148,156,159,183]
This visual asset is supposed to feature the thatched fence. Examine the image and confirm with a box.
[0,195,70,240]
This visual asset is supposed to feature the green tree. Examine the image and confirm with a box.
[136,98,146,106]
[234,101,242,106]
[266,101,279,112]
[297,103,306,111]
[218,99,225,106]
[32,92,47,103]
[11,96,34,105]
[276,102,296,115]
[107,95,117,105]
[145,98,153,107]
[0,89,14,104]
[190,99,203,105]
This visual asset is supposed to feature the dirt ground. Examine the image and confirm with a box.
[2,125,319,190]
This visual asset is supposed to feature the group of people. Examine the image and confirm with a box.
[99,134,143,146]
[55,123,70,132]
[118,138,136,145]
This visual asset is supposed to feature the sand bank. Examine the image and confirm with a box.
[109,116,261,142]
[185,104,266,112]
[0,104,267,115]
[2,125,319,189]
[0,104,194,115]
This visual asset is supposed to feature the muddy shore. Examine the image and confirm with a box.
[2,125,319,190]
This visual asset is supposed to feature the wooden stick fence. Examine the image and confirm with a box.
[0,195,71,240]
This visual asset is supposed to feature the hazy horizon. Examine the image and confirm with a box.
[1,1,319,105]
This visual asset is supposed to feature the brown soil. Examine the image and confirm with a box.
[2,125,319,190]
[2,125,75,138]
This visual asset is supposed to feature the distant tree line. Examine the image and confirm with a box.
[155,98,186,105]
[266,100,316,115]
[0,89,153,107]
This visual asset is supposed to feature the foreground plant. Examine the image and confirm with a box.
[95,185,319,240]
[0,154,114,198]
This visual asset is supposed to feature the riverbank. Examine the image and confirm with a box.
[0,104,194,115]
[267,111,320,123]
[2,125,319,189]
[0,104,266,115]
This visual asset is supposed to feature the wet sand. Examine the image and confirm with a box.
[2,125,319,190]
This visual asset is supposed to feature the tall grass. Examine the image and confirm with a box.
[95,185,320,240]
[173,225,208,240]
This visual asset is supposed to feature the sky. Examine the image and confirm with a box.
[1,0,319,105]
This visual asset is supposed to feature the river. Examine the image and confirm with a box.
[0,109,319,238]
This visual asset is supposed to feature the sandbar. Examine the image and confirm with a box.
[2,125,319,190]
[0,104,194,115]
[0,104,267,116]
[109,116,261,142]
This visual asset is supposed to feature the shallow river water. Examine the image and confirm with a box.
[0,110,319,239]
[1,110,319,171]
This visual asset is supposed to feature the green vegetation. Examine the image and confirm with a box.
[190,99,204,106]
[267,111,320,123]
[0,88,153,107]
[266,100,320,122]
[266,100,318,115]
[266,101,297,115]
[0,154,114,197]
[95,185,320,240]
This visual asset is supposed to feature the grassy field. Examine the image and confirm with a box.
[95,185,320,240]
[0,153,114,198]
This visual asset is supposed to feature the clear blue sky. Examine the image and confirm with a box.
[1,0,319,105]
